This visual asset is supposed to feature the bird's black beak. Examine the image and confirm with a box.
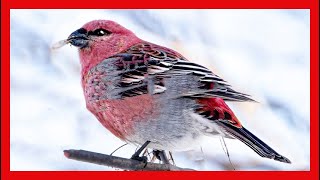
[67,28,89,48]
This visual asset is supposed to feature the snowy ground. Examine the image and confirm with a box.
[10,9,310,170]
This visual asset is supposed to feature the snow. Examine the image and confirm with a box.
[10,9,310,170]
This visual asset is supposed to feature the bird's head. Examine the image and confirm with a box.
[67,20,141,74]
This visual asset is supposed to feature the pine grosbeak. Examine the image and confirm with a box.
[66,20,291,164]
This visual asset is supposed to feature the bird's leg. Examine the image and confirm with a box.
[153,150,170,164]
[159,151,170,164]
[130,140,150,163]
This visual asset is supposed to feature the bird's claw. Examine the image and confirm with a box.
[152,150,162,161]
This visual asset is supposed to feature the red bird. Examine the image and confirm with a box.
[66,20,291,164]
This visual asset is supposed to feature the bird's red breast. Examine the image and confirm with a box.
[86,95,158,140]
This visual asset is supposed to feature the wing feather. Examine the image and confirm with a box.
[106,42,255,102]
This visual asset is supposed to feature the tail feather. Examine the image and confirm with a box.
[217,121,291,164]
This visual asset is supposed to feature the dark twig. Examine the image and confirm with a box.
[220,137,236,170]
[64,149,194,171]
[169,151,176,166]
[110,143,128,156]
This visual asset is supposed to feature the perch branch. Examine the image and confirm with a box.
[64,149,194,171]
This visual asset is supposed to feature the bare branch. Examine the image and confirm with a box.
[64,149,195,171]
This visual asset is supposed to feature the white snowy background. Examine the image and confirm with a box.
[10,9,310,171]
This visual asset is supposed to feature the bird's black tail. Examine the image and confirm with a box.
[217,121,291,164]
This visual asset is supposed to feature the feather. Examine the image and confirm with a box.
[100,42,256,102]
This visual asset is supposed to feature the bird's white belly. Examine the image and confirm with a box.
[126,111,230,151]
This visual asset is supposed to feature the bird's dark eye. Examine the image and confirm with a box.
[91,28,111,36]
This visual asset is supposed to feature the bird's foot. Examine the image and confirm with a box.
[152,150,162,161]
[152,150,170,164]
[131,155,149,163]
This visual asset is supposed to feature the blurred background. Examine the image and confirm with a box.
[10,9,310,170]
